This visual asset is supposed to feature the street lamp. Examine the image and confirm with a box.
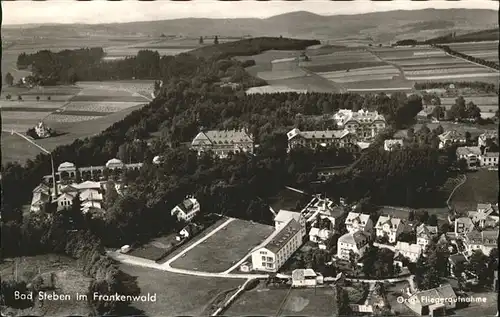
[10,130,58,200]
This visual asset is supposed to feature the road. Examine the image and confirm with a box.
[108,217,290,280]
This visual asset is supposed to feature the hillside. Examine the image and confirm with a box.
[3,9,498,43]
[425,28,500,44]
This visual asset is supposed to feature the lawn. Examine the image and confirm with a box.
[225,283,338,316]
[170,218,274,273]
[119,264,242,316]
[450,169,499,213]
[127,233,178,261]
[0,254,93,317]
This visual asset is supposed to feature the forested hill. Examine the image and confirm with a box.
[188,37,320,59]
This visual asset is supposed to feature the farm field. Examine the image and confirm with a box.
[300,50,384,73]
[169,218,274,273]
[0,254,93,317]
[434,96,499,115]
[446,41,499,63]
[317,65,401,83]
[119,264,242,316]
[449,169,499,213]
[225,283,338,316]
[234,50,307,74]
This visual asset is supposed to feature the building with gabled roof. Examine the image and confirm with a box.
[191,129,254,158]
[438,130,466,149]
[464,230,498,256]
[287,128,356,150]
[292,269,322,287]
[375,215,404,243]
[33,183,50,194]
[30,192,50,213]
[274,209,306,238]
[56,193,76,210]
[333,109,387,140]
[337,231,370,260]
[454,217,474,235]
[405,284,456,316]
[448,253,468,278]
[468,203,499,229]
[80,189,103,202]
[416,224,438,249]
[395,242,422,263]
[478,130,498,147]
[171,197,200,222]
[345,212,373,234]
[251,219,302,272]
[456,146,481,169]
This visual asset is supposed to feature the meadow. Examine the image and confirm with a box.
[446,41,499,63]
[449,169,499,213]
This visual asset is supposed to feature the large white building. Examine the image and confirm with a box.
[333,109,387,140]
[479,151,499,167]
[171,197,200,222]
[274,209,307,238]
[375,215,404,243]
[337,231,370,260]
[395,242,422,263]
[190,129,254,158]
[345,212,373,234]
[456,146,481,169]
[251,219,302,272]
[286,128,356,150]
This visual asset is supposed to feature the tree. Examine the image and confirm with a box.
[5,72,14,86]
[467,250,489,286]
[6,94,12,100]
[457,158,468,172]
[17,95,23,101]
[36,96,40,101]
[434,124,444,135]
[214,36,219,45]
[431,105,445,121]
[47,96,51,101]
[427,214,438,226]
[199,36,204,44]
[105,181,119,209]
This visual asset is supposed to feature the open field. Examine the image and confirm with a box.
[128,233,178,261]
[170,219,274,273]
[317,65,401,83]
[447,41,499,63]
[225,283,338,316]
[0,254,93,317]
[450,169,499,213]
[300,50,383,72]
[119,264,242,316]
[268,187,312,213]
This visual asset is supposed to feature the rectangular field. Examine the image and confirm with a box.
[450,169,499,213]
[169,218,274,273]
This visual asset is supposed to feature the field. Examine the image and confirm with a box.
[1,81,153,164]
[268,187,312,213]
[225,283,338,316]
[169,219,274,273]
[447,41,499,63]
[449,169,499,213]
[0,255,93,317]
[119,264,242,316]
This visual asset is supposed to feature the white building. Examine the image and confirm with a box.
[468,203,499,229]
[56,193,75,210]
[456,146,481,169]
[30,192,50,213]
[438,130,466,149]
[384,139,404,151]
[395,242,422,263]
[333,109,387,140]
[337,231,370,260]
[454,217,475,235]
[190,129,254,158]
[479,151,499,167]
[286,128,356,150]
[34,121,51,138]
[251,219,302,272]
[291,269,323,287]
[416,224,438,249]
[464,230,499,256]
[171,197,200,222]
[80,189,103,202]
[375,215,404,243]
[345,212,373,234]
[478,130,498,147]
[309,227,333,243]
[73,181,102,191]
[106,158,126,170]
[275,209,307,238]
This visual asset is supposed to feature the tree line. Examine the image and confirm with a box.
[414,81,498,94]
[435,44,500,70]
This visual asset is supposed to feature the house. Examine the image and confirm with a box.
[395,242,422,263]
[33,183,50,195]
[437,232,461,253]
[467,203,499,229]
[337,231,370,260]
[56,193,75,210]
[456,146,481,169]
[60,185,79,195]
[190,129,254,158]
[309,227,333,243]
[81,200,102,211]
[332,109,387,140]
[416,224,438,249]
[405,284,456,316]
[80,189,103,202]
[479,151,499,167]
[251,219,302,272]
[171,197,200,222]
[274,209,306,238]
[286,128,356,151]
[478,130,498,147]
[464,230,498,256]
[292,269,323,287]
[73,181,102,191]
[345,212,373,234]
[34,121,51,138]
[438,130,466,149]
[454,217,474,235]
[384,139,404,151]
[30,192,50,213]
[448,253,468,278]
[375,215,404,243]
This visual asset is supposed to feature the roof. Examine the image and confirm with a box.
[466,230,499,246]
[275,209,302,223]
[334,109,386,125]
[262,219,302,253]
[384,139,403,147]
[338,231,369,246]
[375,215,402,230]
[479,130,498,139]
[416,224,438,238]
[60,185,79,193]
[81,201,102,209]
[74,181,102,190]
[175,198,198,213]
[455,217,474,227]
[456,146,481,156]
[345,212,370,226]
[81,190,103,202]
[56,193,75,201]
[191,129,253,147]
[32,192,50,205]
[106,158,124,167]
[287,128,351,141]
[309,228,332,239]
[357,142,371,150]
[439,130,465,141]
[58,162,76,170]
[292,269,317,280]
[482,152,499,158]
[396,242,422,254]
[33,183,50,193]
[409,284,456,307]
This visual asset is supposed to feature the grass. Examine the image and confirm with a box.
[268,187,312,213]
[128,233,178,261]
[225,282,338,316]
[0,254,93,317]
[118,264,242,316]
[170,219,274,273]
[450,169,499,213]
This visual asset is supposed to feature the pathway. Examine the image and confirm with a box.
[446,174,467,209]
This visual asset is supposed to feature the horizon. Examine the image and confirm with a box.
[2,0,499,26]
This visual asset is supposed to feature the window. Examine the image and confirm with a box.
[266,257,273,262]
[262,256,266,261]
[260,251,266,255]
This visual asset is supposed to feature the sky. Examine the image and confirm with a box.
[2,0,498,25]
